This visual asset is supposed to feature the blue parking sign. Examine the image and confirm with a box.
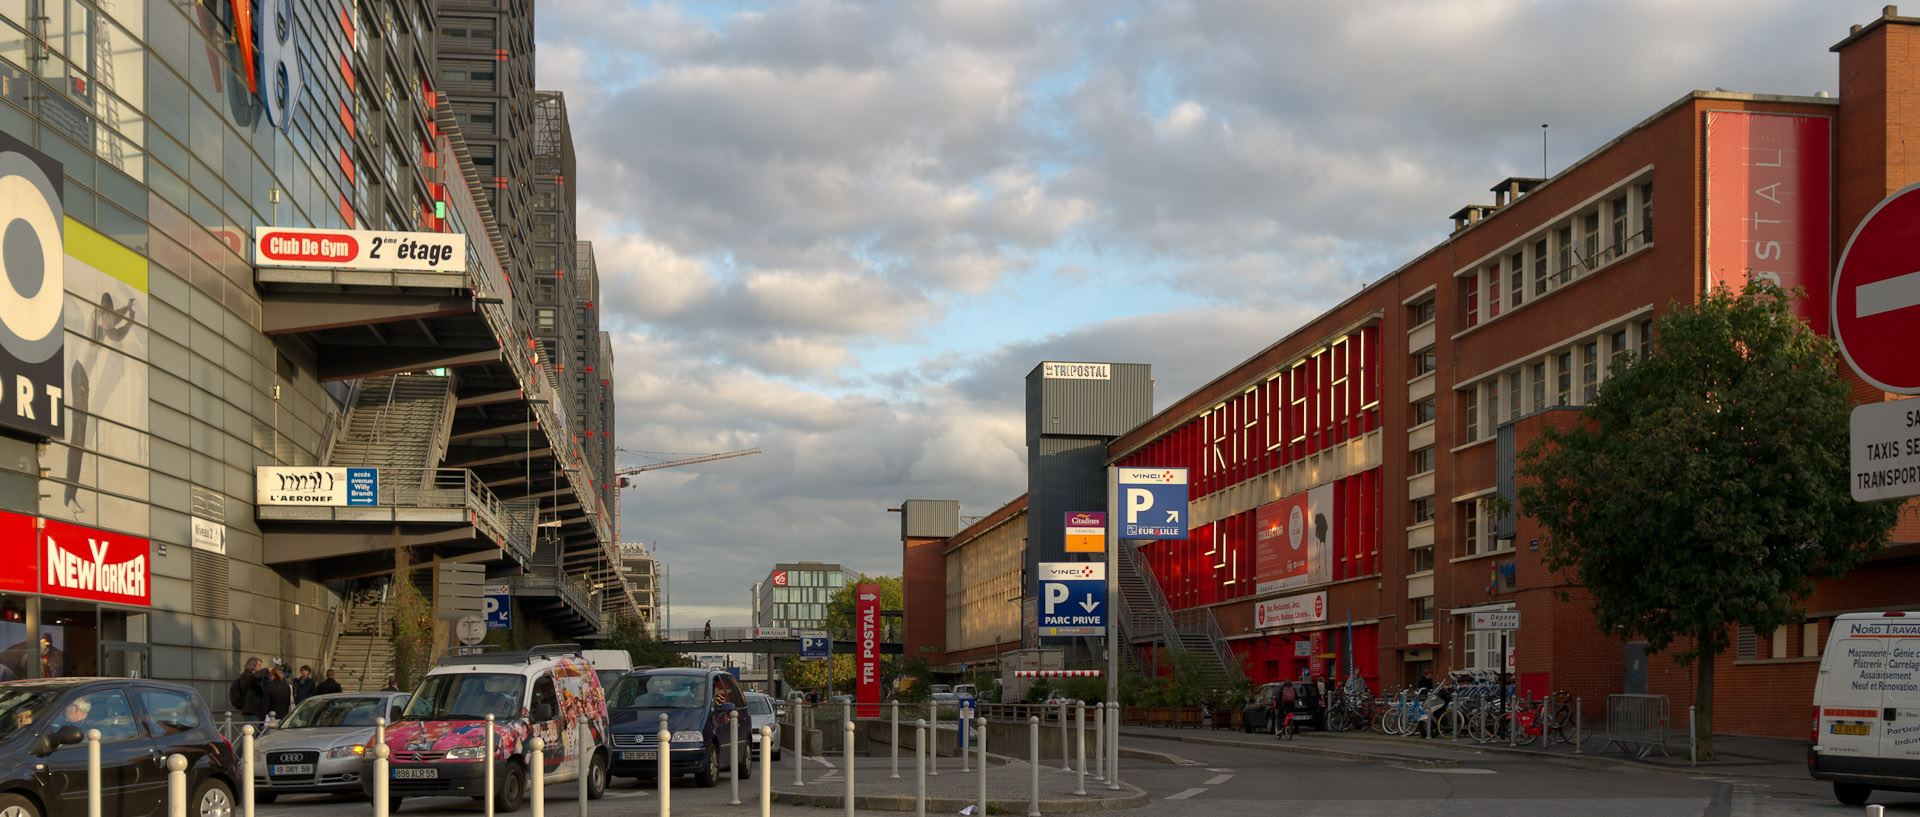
[1038,562,1105,636]
[1118,468,1188,539]
[483,585,510,630]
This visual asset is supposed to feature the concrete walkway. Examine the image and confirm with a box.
[769,752,1148,813]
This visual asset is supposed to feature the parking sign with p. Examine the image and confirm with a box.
[483,585,510,630]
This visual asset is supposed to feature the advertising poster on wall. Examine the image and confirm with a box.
[1704,111,1831,332]
[1253,483,1334,594]
[0,131,66,440]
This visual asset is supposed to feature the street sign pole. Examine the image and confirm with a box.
[1105,466,1118,712]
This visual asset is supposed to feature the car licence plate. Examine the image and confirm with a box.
[269,764,313,776]
[620,751,657,761]
[1832,723,1872,736]
[393,768,438,779]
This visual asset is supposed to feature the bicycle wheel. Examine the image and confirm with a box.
[1514,709,1539,746]
[1439,708,1464,740]
[1327,706,1348,733]
[1372,705,1391,734]
[1468,707,1492,743]
[1281,718,1295,741]
[1556,711,1591,746]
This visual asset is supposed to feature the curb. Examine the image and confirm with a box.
[1316,731,1810,781]
[1121,730,1459,768]
[772,784,1150,813]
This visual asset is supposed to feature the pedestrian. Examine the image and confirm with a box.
[293,665,317,702]
[231,657,269,723]
[314,668,343,696]
[265,667,294,724]
[382,675,400,692]
[1418,671,1434,692]
[704,619,713,639]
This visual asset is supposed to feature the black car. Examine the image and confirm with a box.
[605,668,750,787]
[1242,682,1325,733]
[0,677,239,817]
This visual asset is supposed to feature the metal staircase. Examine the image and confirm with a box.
[325,589,395,693]
[1115,542,1235,685]
[327,374,458,471]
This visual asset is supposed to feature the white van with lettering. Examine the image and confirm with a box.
[1810,611,1920,805]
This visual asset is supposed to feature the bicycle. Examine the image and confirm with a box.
[1277,710,1296,741]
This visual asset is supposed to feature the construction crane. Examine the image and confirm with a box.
[614,448,761,487]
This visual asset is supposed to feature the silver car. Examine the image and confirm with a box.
[744,692,782,761]
[251,692,409,802]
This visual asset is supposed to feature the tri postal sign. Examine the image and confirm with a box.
[1118,468,1188,539]
[1834,181,1920,395]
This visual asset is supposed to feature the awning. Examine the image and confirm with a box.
[1380,642,1438,650]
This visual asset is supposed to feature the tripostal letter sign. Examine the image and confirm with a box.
[1038,562,1106,636]
[856,584,880,718]
[1833,181,1920,394]
[254,227,467,273]
[1117,468,1188,539]
[1849,397,1920,502]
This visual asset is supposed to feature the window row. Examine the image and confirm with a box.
[1462,176,1654,329]
[1458,317,1654,444]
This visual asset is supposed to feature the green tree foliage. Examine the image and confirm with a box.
[1516,281,1902,760]
[601,613,692,670]
[778,575,907,695]
[821,575,905,634]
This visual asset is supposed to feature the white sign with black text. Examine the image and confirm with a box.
[189,516,225,555]
[1472,611,1521,631]
[1850,397,1920,502]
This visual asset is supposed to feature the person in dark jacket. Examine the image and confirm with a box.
[266,667,294,723]
[236,657,269,722]
[293,665,317,702]
[381,675,399,692]
[314,668,343,696]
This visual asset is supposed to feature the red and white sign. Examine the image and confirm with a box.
[42,519,149,607]
[253,227,467,273]
[1253,484,1333,594]
[1254,590,1328,629]
[1309,631,1328,677]
[0,510,35,594]
[856,583,880,718]
[1705,111,1832,333]
[1833,181,1920,394]
[770,571,788,587]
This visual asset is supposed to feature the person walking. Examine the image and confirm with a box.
[314,668,343,696]
[704,620,713,639]
[265,667,294,724]
[232,657,269,723]
[293,665,317,702]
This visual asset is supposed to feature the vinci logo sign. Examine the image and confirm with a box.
[43,519,150,607]
[0,130,66,439]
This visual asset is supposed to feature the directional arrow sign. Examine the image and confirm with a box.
[1117,468,1188,539]
[1038,562,1105,635]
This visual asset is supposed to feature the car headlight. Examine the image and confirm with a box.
[670,731,704,743]
[325,744,367,759]
[445,745,488,760]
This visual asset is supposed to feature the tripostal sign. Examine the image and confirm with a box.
[253,227,467,273]
[1833,181,1920,394]
[1704,111,1832,334]
[1064,512,1106,553]
[856,584,880,718]
[1041,362,1110,380]
[43,519,148,607]
[1850,397,1920,502]
[1117,468,1188,539]
[1038,562,1106,635]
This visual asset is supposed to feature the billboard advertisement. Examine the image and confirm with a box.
[42,518,149,607]
[253,227,467,273]
[1253,483,1334,594]
[0,130,66,439]
[856,583,880,718]
[1253,590,1327,630]
[1705,111,1831,333]
[257,466,379,505]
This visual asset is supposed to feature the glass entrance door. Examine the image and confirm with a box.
[102,640,148,679]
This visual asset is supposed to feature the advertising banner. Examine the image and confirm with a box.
[0,510,35,593]
[1254,590,1328,630]
[1254,483,1334,594]
[856,584,880,718]
[1309,631,1327,678]
[0,130,67,439]
[1705,111,1831,332]
[42,518,148,607]
[257,466,378,506]
[1064,512,1105,553]
[253,227,467,273]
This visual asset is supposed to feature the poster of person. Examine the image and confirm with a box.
[37,219,148,524]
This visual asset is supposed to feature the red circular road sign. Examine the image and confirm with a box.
[1834,181,1920,394]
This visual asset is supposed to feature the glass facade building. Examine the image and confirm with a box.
[753,562,858,632]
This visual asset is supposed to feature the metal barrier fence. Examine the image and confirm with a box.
[1602,693,1671,758]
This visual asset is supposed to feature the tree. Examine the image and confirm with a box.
[1516,280,1902,760]
[601,613,692,670]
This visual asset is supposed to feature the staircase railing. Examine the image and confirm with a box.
[1170,607,1236,681]
[361,583,389,691]
[363,376,401,466]
[426,376,457,470]
[318,379,364,466]
[317,594,348,678]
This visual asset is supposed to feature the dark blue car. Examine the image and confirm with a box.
[606,668,751,787]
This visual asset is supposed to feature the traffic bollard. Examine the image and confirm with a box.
[373,744,390,817]
[928,701,939,776]
[1075,703,1087,796]
[1869,804,1887,817]
[577,717,589,816]
[914,720,928,817]
[843,720,855,817]
[1059,701,1071,772]
[88,729,102,817]
[760,726,772,817]
[729,711,741,805]
[486,714,496,817]
[658,718,672,814]
[794,703,806,787]
[223,711,233,739]
[166,754,187,817]
[238,725,252,817]
[1106,704,1120,791]
[976,718,988,816]
[891,702,901,779]
[1094,703,1106,781]
[376,716,387,756]
[1689,705,1697,767]
[1575,698,1584,755]
[1028,716,1041,817]
[529,737,546,817]
[961,703,972,773]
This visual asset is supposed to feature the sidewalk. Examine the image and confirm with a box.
[770,753,1148,813]
[1117,722,1813,781]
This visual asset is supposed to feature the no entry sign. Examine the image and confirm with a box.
[1833,182,1920,394]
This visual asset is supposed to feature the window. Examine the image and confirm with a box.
[1486,267,1500,318]
[1803,621,1822,658]
[1581,342,1599,402]
[1410,546,1435,573]
[1532,240,1548,295]
[137,688,202,737]
[1554,351,1573,406]
[1413,596,1436,622]
[1411,497,1434,524]
[1609,329,1629,369]
[1640,182,1654,243]
[1582,211,1601,269]
[1611,196,1629,254]
[1411,397,1436,426]
[531,676,557,722]
[1508,252,1524,308]
[1556,226,1573,283]
[1638,319,1653,357]
[1464,272,1479,327]
[1463,388,1479,443]
[1411,297,1436,326]
[536,307,555,330]
[1410,446,1435,475]
[1462,500,1480,556]
[53,690,140,744]
[1412,349,1436,377]
[1505,372,1521,421]
[1483,382,1500,434]
[1530,362,1547,412]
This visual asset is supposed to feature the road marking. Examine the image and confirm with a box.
[1202,773,1234,785]
[1206,767,1236,773]
[1404,766,1496,774]
[1165,787,1209,800]
[1859,270,1920,317]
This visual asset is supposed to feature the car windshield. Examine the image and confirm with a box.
[400,673,524,721]
[747,697,771,716]
[0,687,62,740]
[280,696,386,729]
[608,674,707,709]
[595,670,625,692]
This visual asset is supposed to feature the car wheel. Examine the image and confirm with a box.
[497,762,526,812]
[694,741,720,788]
[587,751,609,800]
[193,778,234,817]
[738,740,752,780]
[1834,782,1871,806]
[0,793,40,817]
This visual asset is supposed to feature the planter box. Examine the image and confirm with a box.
[1211,709,1242,731]
[1122,706,1147,726]
[1149,706,1172,727]
[1174,706,1204,729]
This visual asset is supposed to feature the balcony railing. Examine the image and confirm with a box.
[257,466,533,563]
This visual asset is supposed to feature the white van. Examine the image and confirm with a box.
[583,648,635,692]
[1810,611,1920,805]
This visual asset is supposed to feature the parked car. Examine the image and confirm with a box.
[952,684,978,699]
[251,691,408,803]
[0,677,239,817]
[743,692,782,762]
[581,650,635,693]
[606,667,751,787]
[366,645,609,812]
[928,685,952,695]
[1243,682,1325,734]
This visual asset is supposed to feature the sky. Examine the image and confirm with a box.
[530,0,1892,629]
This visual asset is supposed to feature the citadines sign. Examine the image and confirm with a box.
[253,227,467,273]
[42,518,149,607]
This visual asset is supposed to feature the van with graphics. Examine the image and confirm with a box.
[1810,612,1920,805]
[364,645,609,812]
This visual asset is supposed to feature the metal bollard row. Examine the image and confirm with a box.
[730,711,741,806]
[843,720,855,817]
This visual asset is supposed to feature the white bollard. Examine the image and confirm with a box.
[167,754,188,817]
[1868,804,1887,817]
[529,737,545,817]
[1106,703,1120,792]
[759,726,772,817]
[577,717,589,816]
[1028,716,1041,817]
[794,703,806,787]
[238,725,253,817]
[961,703,972,773]
[1093,703,1105,781]
[1059,701,1071,772]
[373,744,390,817]
[843,720,855,817]
[486,714,496,817]
[928,701,939,777]
[1689,705,1697,767]
[1075,703,1086,796]
[975,718,987,816]
[915,720,928,817]
[729,711,741,805]
[891,702,901,779]
[375,716,387,760]
[88,729,102,817]
[658,719,672,814]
